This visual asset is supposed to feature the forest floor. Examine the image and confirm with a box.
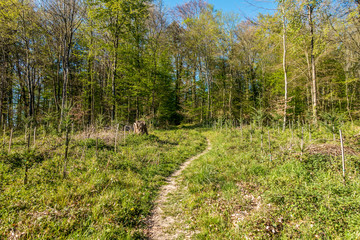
[148,138,211,239]
[0,128,207,239]
[1,124,360,239]
[147,124,360,239]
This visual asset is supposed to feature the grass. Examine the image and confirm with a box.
[0,128,206,239]
[2,123,360,239]
[164,124,360,239]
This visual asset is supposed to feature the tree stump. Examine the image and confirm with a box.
[124,125,134,132]
[134,121,148,135]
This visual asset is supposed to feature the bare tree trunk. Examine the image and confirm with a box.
[33,127,36,148]
[282,6,288,131]
[60,43,69,126]
[8,128,13,153]
[308,5,317,124]
[339,129,345,184]
[344,50,353,123]
[112,41,118,121]
[192,68,196,112]
[63,123,70,178]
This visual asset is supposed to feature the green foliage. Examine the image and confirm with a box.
[0,150,46,169]
[321,111,345,137]
[251,107,268,127]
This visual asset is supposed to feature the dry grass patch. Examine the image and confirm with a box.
[306,143,358,156]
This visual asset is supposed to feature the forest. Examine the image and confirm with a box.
[1,0,360,239]
[0,0,359,128]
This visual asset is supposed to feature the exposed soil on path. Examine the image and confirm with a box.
[148,138,211,240]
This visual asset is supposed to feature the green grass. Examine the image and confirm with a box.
[166,125,360,239]
[2,124,360,239]
[0,129,206,239]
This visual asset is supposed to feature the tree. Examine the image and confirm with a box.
[42,0,85,125]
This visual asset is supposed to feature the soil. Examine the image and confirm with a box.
[148,138,211,240]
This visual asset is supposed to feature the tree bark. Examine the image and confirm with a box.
[282,6,288,131]
[308,4,317,124]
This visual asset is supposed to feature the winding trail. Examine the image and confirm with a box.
[148,138,212,240]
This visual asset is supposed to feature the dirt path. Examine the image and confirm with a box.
[148,138,211,240]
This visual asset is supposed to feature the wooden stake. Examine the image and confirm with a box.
[301,127,304,155]
[339,129,346,184]
[123,127,126,144]
[114,124,119,152]
[268,130,272,161]
[297,116,300,129]
[240,123,243,140]
[24,164,28,185]
[96,136,99,157]
[27,125,31,150]
[8,128,13,153]
[250,124,253,142]
[33,127,36,148]
[261,130,264,152]
[63,125,71,179]
[309,123,312,142]
[2,125,6,150]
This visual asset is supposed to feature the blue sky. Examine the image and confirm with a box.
[162,0,277,19]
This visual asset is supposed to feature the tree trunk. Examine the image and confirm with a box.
[60,39,70,127]
[282,6,288,131]
[112,37,119,122]
[134,121,148,135]
[308,4,317,124]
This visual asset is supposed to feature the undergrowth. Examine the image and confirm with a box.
[167,124,360,239]
[0,129,206,239]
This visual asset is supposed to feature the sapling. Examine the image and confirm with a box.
[24,116,31,143]
[8,128,13,153]
[95,114,105,159]
[63,116,71,178]
[33,127,36,148]
[27,124,31,149]
[240,122,243,140]
[278,121,280,134]
[339,129,346,184]
[260,126,264,152]
[268,130,272,161]
[249,124,254,142]
[24,119,33,185]
[42,128,46,144]
[301,127,304,155]
[321,111,344,142]
[124,126,126,144]
[96,136,99,157]
[114,124,119,152]
[2,125,6,150]
[61,103,74,179]
[297,116,300,129]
